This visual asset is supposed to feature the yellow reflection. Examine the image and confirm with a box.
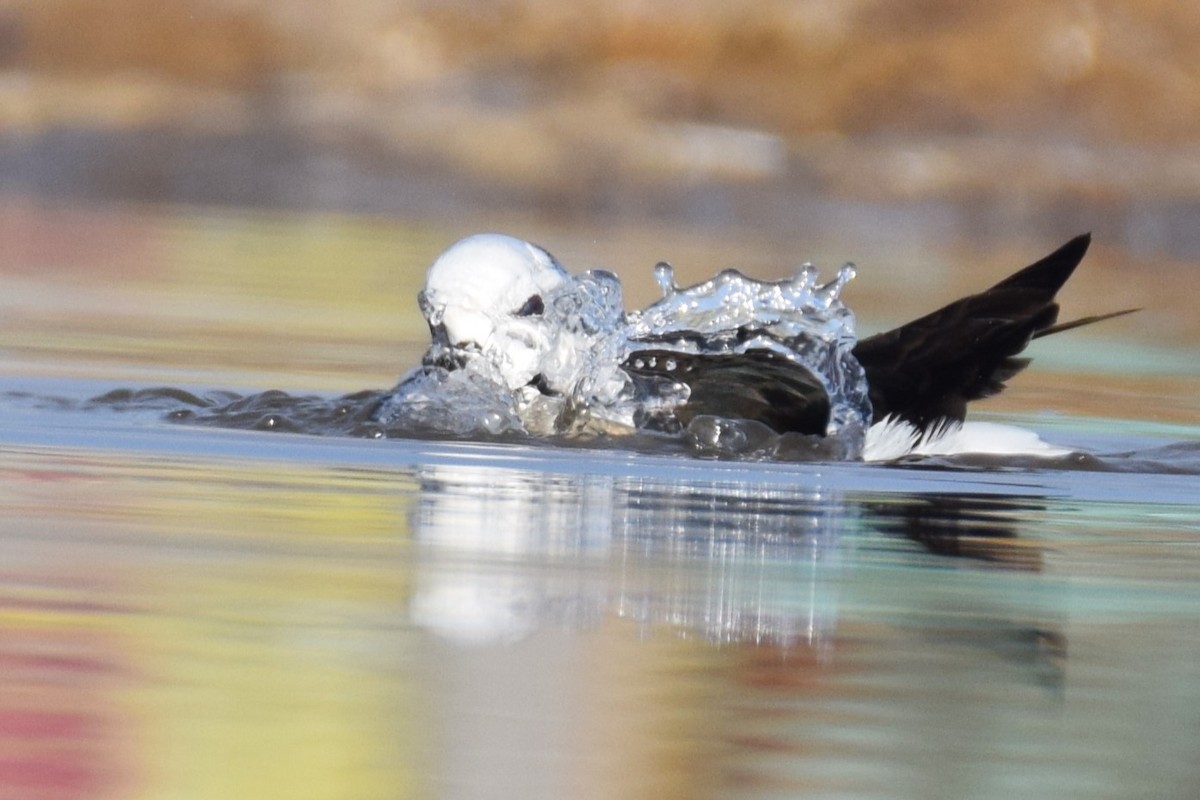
[127,559,419,800]
[1,450,424,800]
[0,201,439,387]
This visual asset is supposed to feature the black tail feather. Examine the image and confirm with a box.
[853,233,1131,431]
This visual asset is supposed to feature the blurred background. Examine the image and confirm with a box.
[0,0,1196,384]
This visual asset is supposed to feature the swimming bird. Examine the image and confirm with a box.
[385,232,1131,459]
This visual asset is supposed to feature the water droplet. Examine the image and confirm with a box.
[481,411,506,435]
[653,262,677,297]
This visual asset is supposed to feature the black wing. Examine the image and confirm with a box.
[622,349,831,435]
[852,233,1122,431]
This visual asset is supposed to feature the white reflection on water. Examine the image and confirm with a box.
[409,464,843,648]
[396,454,1096,800]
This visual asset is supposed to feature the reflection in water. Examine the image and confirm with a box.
[410,466,844,649]
[864,493,1068,689]
[0,586,131,799]
[409,467,614,645]
[2,436,1199,799]
[613,480,841,647]
[0,448,422,800]
[403,462,1082,799]
[867,493,1046,569]
[407,462,1062,674]
[410,465,844,647]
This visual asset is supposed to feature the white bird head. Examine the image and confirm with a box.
[420,234,571,392]
[412,233,637,435]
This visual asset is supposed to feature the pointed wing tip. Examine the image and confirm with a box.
[993,232,1094,294]
[1051,232,1093,268]
[1063,231,1092,260]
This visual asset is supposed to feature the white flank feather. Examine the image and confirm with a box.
[864,416,1071,462]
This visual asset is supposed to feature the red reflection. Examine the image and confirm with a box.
[0,624,133,800]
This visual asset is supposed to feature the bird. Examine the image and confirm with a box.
[380,232,1132,460]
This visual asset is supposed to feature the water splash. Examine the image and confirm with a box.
[374,267,637,437]
[625,262,871,450]
[376,246,873,457]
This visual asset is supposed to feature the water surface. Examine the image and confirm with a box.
[1,203,1199,799]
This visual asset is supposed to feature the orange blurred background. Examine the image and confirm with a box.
[1,1,1198,242]
[1,1,1197,345]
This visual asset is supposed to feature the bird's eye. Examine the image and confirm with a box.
[516,294,544,317]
